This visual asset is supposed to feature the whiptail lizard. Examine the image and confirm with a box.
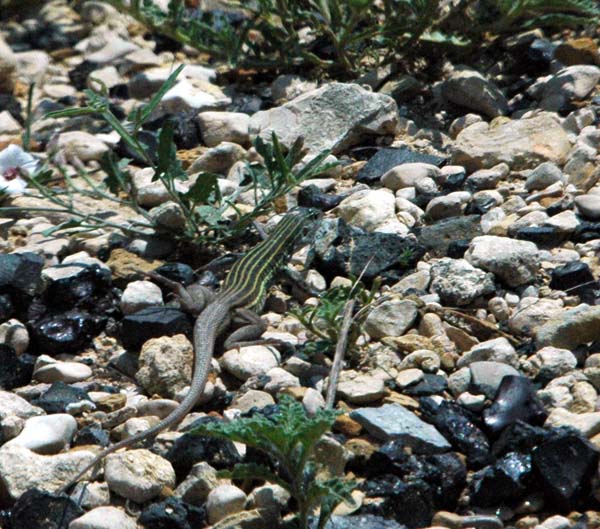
[58,208,317,493]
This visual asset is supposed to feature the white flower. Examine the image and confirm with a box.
[0,144,39,195]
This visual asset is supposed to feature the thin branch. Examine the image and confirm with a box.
[325,299,355,409]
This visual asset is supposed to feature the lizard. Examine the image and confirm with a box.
[58,208,318,493]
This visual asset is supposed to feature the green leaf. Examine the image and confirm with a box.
[136,64,184,126]
[184,173,221,204]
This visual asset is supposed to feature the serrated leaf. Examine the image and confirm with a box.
[185,173,220,204]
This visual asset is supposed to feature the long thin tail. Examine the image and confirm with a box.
[56,303,227,494]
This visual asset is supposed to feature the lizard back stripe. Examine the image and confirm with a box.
[223,212,308,308]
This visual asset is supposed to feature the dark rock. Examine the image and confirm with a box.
[470,452,533,507]
[166,418,241,481]
[532,430,599,510]
[9,488,83,529]
[359,474,434,528]
[357,147,445,184]
[441,169,467,191]
[572,222,600,243]
[546,196,574,216]
[0,345,34,390]
[149,32,183,54]
[109,83,129,100]
[68,60,101,91]
[464,195,500,216]
[73,425,110,448]
[415,215,482,257]
[0,94,23,125]
[20,21,78,51]
[153,263,196,287]
[314,219,425,282]
[550,261,598,303]
[321,514,407,529]
[144,113,201,150]
[139,497,207,529]
[513,226,568,246]
[483,376,547,435]
[492,421,550,457]
[43,264,114,311]
[32,99,67,122]
[29,310,101,355]
[529,39,557,65]
[115,130,159,165]
[446,239,471,259]
[298,184,344,211]
[0,252,43,297]
[367,445,466,512]
[33,381,91,414]
[0,293,14,320]
[120,307,192,351]
[402,374,447,396]
[419,398,491,468]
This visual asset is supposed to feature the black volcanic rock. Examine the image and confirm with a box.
[483,376,547,435]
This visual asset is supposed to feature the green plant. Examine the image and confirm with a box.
[0,67,334,244]
[291,277,380,361]
[194,395,354,529]
[97,0,599,78]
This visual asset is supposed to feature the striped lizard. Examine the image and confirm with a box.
[59,208,317,493]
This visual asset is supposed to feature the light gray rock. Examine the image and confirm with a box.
[34,360,92,384]
[133,167,189,208]
[337,189,396,232]
[535,304,600,349]
[0,445,95,500]
[0,318,29,355]
[425,191,470,220]
[70,481,111,509]
[364,299,419,339]
[381,163,440,191]
[545,407,600,437]
[303,388,326,416]
[175,461,220,506]
[524,161,565,191]
[451,113,571,171]
[52,131,109,162]
[104,449,176,502]
[544,210,579,234]
[5,413,77,454]
[563,107,596,136]
[539,65,600,111]
[221,345,281,381]
[429,258,495,306]
[249,83,398,155]
[87,65,123,90]
[85,36,139,63]
[69,506,137,529]
[207,484,247,524]
[449,114,483,138]
[231,390,275,414]
[120,280,163,315]
[441,66,508,118]
[248,484,290,512]
[262,367,300,393]
[350,403,451,453]
[336,371,387,404]
[159,79,230,113]
[197,111,250,147]
[563,144,597,189]
[448,367,472,396]
[531,346,578,381]
[457,337,519,368]
[574,194,600,220]
[457,392,487,411]
[136,334,193,399]
[0,391,43,420]
[14,50,49,86]
[465,235,540,287]
[469,361,520,398]
[508,297,564,336]
[466,163,509,190]
[189,142,247,175]
[149,201,187,232]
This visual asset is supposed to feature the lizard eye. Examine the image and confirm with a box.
[2,167,19,181]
